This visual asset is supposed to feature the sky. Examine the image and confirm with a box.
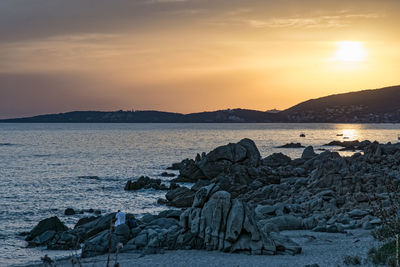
[0,0,399,119]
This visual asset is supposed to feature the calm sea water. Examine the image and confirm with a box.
[1,123,399,266]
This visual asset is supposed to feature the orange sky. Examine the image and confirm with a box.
[0,0,399,118]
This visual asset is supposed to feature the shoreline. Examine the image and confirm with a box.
[16,229,378,267]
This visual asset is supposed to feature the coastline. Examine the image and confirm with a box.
[16,229,377,267]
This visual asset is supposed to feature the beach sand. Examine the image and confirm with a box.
[19,229,378,267]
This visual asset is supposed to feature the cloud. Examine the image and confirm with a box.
[243,12,382,29]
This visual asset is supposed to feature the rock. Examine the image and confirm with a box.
[64,208,76,216]
[262,153,292,167]
[157,209,182,220]
[73,213,115,240]
[260,215,303,231]
[348,209,369,219]
[28,230,56,247]
[125,176,167,191]
[26,216,68,241]
[167,162,182,170]
[74,216,98,228]
[362,221,373,230]
[140,214,158,223]
[269,232,301,255]
[302,217,318,230]
[170,192,195,208]
[197,138,261,180]
[191,180,211,191]
[254,205,276,220]
[161,172,175,177]
[47,231,80,250]
[174,159,206,182]
[114,224,131,243]
[277,143,305,148]
[166,187,190,201]
[192,184,218,208]
[166,187,195,208]
[81,230,119,258]
[301,146,316,160]
[178,190,299,255]
[225,200,245,242]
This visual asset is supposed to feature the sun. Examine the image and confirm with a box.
[333,41,366,62]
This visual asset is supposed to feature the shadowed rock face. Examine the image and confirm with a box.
[26,216,68,242]
[111,188,301,257]
[173,138,261,183]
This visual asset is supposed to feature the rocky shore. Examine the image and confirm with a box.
[22,138,400,265]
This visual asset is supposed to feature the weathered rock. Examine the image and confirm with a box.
[125,176,168,191]
[192,184,218,208]
[26,217,68,241]
[47,231,80,250]
[64,208,76,215]
[73,213,115,240]
[260,215,303,231]
[161,172,175,177]
[262,153,292,167]
[28,230,56,247]
[301,146,316,160]
[277,143,305,148]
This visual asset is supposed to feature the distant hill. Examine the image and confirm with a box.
[0,109,281,123]
[1,85,399,123]
[281,85,400,123]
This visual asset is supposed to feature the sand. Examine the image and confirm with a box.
[17,229,379,267]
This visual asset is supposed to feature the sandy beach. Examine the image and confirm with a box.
[19,229,378,267]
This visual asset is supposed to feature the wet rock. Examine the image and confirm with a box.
[64,208,76,216]
[28,230,56,247]
[161,172,176,177]
[277,143,305,148]
[26,216,68,241]
[125,176,168,191]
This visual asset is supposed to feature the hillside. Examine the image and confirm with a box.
[1,85,399,123]
[282,85,400,123]
[0,109,280,123]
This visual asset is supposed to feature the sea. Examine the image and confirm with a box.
[1,123,399,266]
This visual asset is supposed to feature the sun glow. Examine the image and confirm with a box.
[333,41,366,62]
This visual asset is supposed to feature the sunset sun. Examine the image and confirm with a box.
[333,41,366,62]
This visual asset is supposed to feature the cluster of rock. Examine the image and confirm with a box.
[25,138,400,259]
[323,140,372,151]
[277,142,304,148]
[64,208,101,216]
[125,176,174,191]
[163,139,400,234]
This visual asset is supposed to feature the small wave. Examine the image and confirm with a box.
[0,143,15,146]
[33,154,52,157]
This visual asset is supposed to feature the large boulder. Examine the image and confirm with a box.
[197,139,261,179]
[179,190,301,255]
[166,187,195,208]
[72,213,116,241]
[301,146,316,160]
[26,216,68,241]
[262,153,291,167]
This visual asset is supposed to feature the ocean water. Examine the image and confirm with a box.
[0,123,399,266]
